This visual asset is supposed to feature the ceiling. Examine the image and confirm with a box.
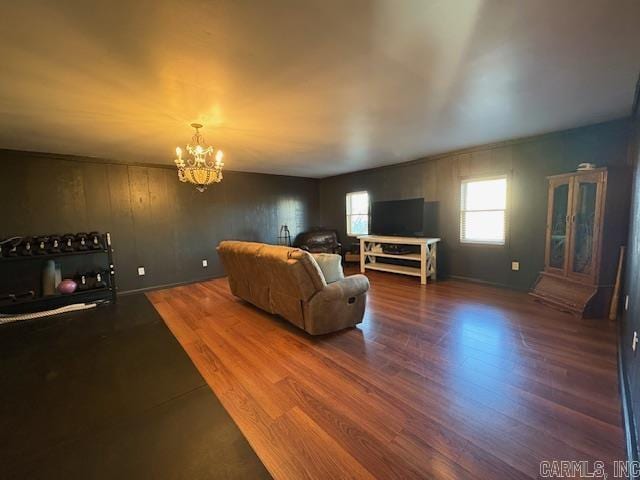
[0,0,639,178]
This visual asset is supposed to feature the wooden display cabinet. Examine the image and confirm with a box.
[530,167,629,318]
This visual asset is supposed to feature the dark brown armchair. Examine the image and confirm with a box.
[293,228,342,255]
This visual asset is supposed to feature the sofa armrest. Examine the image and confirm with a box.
[304,274,369,334]
[315,274,369,302]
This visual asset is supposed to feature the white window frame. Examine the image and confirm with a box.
[346,191,370,237]
[460,175,508,246]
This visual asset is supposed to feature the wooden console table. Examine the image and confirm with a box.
[358,235,440,285]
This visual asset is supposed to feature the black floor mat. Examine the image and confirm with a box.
[0,294,271,479]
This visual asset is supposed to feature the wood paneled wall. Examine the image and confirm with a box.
[620,117,640,461]
[318,119,633,291]
[0,151,319,292]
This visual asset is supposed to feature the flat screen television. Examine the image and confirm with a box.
[371,198,424,237]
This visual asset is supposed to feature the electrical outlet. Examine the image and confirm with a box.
[625,295,629,311]
[633,331,638,352]
[511,261,520,271]
[137,266,145,276]
[202,259,208,267]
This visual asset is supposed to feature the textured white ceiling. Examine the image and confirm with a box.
[0,0,639,177]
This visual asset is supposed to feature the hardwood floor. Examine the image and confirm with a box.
[147,270,624,479]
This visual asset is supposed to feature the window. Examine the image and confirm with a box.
[346,191,369,236]
[460,176,507,245]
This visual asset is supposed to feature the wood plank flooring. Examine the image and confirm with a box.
[147,270,624,479]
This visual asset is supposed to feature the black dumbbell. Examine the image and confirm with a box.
[75,272,90,291]
[76,232,89,251]
[93,270,107,288]
[89,232,103,250]
[34,236,49,255]
[20,237,34,256]
[5,238,20,257]
[49,235,62,253]
[62,234,75,252]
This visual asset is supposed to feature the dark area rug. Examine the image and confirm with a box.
[0,294,271,479]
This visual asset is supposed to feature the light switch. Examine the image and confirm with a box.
[511,261,520,271]
[138,266,145,276]
[202,259,208,267]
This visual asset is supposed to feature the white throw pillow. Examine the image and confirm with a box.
[311,253,345,284]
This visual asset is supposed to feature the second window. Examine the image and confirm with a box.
[460,176,507,245]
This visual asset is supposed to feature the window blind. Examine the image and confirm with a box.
[460,176,507,245]
[346,191,369,236]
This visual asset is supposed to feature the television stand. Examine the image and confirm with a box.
[358,235,440,285]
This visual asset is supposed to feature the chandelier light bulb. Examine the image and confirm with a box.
[216,150,224,162]
[175,147,182,159]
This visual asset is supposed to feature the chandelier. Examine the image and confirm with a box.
[174,123,224,192]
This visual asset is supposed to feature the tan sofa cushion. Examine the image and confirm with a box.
[311,253,344,284]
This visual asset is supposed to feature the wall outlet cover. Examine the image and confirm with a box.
[202,259,208,267]
[138,266,145,276]
[511,261,520,271]
[625,295,629,311]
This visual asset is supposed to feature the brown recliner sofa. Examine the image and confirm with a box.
[217,241,369,335]
[292,228,342,255]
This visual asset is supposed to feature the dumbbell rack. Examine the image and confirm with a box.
[0,232,117,315]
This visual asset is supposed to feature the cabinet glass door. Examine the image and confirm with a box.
[568,173,603,281]
[545,179,571,273]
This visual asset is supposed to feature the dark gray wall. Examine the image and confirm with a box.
[621,117,640,459]
[319,118,632,290]
[1,119,632,295]
[0,150,319,292]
